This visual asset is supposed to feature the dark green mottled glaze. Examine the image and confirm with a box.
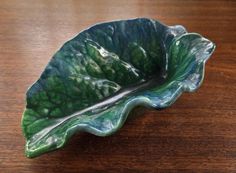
[21,18,215,158]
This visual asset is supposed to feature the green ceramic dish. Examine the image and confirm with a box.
[22,18,215,158]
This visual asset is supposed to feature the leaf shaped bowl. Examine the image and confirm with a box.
[22,18,215,158]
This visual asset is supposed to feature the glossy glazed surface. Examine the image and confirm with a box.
[21,18,215,158]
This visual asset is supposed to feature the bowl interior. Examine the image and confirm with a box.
[27,19,173,116]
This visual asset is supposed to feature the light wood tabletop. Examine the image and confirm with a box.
[0,0,236,172]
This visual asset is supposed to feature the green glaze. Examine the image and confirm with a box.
[22,18,215,158]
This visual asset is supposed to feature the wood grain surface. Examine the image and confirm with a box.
[0,0,235,172]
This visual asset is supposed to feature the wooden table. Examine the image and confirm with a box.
[0,0,235,172]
